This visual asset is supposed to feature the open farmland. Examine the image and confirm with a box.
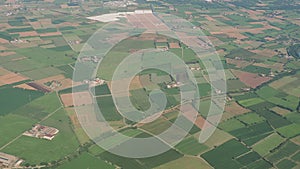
[0,114,36,147]
[201,139,250,169]
[1,0,300,168]
[175,136,208,155]
[252,133,285,156]
[57,152,114,169]
[2,109,79,164]
[0,86,44,115]
[155,156,212,169]
[231,69,271,88]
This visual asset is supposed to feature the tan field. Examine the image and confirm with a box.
[0,72,28,86]
[231,69,272,88]
[13,83,37,91]
[36,74,65,84]
[0,67,10,76]
[60,92,93,107]
[0,38,9,43]
[254,62,284,71]
[39,32,62,37]
[226,58,253,68]
[225,101,250,116]
[18,31,39,37]
[251,49,278,57]
[129,76,143,90]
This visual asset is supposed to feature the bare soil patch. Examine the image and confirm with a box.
[225,101,250,115]
[0,72,28,85]
[60,92,93,107]
[19,31,39,37]
[231,69,271,88]
[226,59,253,68]
[14,83,37,91]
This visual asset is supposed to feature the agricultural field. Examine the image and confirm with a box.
[201,139,250,169]
[96,96,123,121]
[155,156,212,169]
[2,109,79,164]
[1,0,300,168]
[252,133,285,157]
[0,84,44,115]
[57,152,114,169]
[175,136,209,155]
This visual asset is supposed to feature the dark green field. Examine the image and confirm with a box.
[96,96,123,121]
[0,85,44,115]
[57,152,114,169]
[201,139,251,169]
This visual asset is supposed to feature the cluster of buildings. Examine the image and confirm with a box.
[83,77,105,86]
[79,56,101,63]
[0,152,23,168]
[67,40,80,46]
[103,0,138,8]
[23,124,59,141]
[167,82,181,89]
[45,80,62,90]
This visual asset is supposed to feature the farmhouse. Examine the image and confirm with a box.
[23,124,59,141]
[0,152,23,168]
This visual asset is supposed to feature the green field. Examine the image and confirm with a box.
[292,151,300,162]
[266,141,299,163]
[2,109,79,164]
[229,122,273,141]
[201,139,250,169]
[0,114,36,147]
[236,113,265,125]
[227,79,247,91]
[130,88,151,111]
[242,65,271,74]
[238,98,265,107]
[7,27,34,33]
[155,156,212,169]
[252,133,285,156]
[276,159,297,169]
[236,151,261,166]
[36,28,57,33]
[246,159,272,169]
[96,96,123,121]
[1,1,300,169]
[277,124,300,138]
[57,152,114,169]
[225,48,256,60]
[56,64,74,79]
[93,84,111,96]
[256,110,292,129]
[12,93,62,120]
[175,136,208,155]
[0,86,44,115]
[219,118,245,132]
[2,58,44,72]
[256,86,299,111]
[21,67,63,80]
[16,47,75,67]
[198,83,211,97]
[99,149,183,169]
[98,39,155,80]
[141,117,173,135]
